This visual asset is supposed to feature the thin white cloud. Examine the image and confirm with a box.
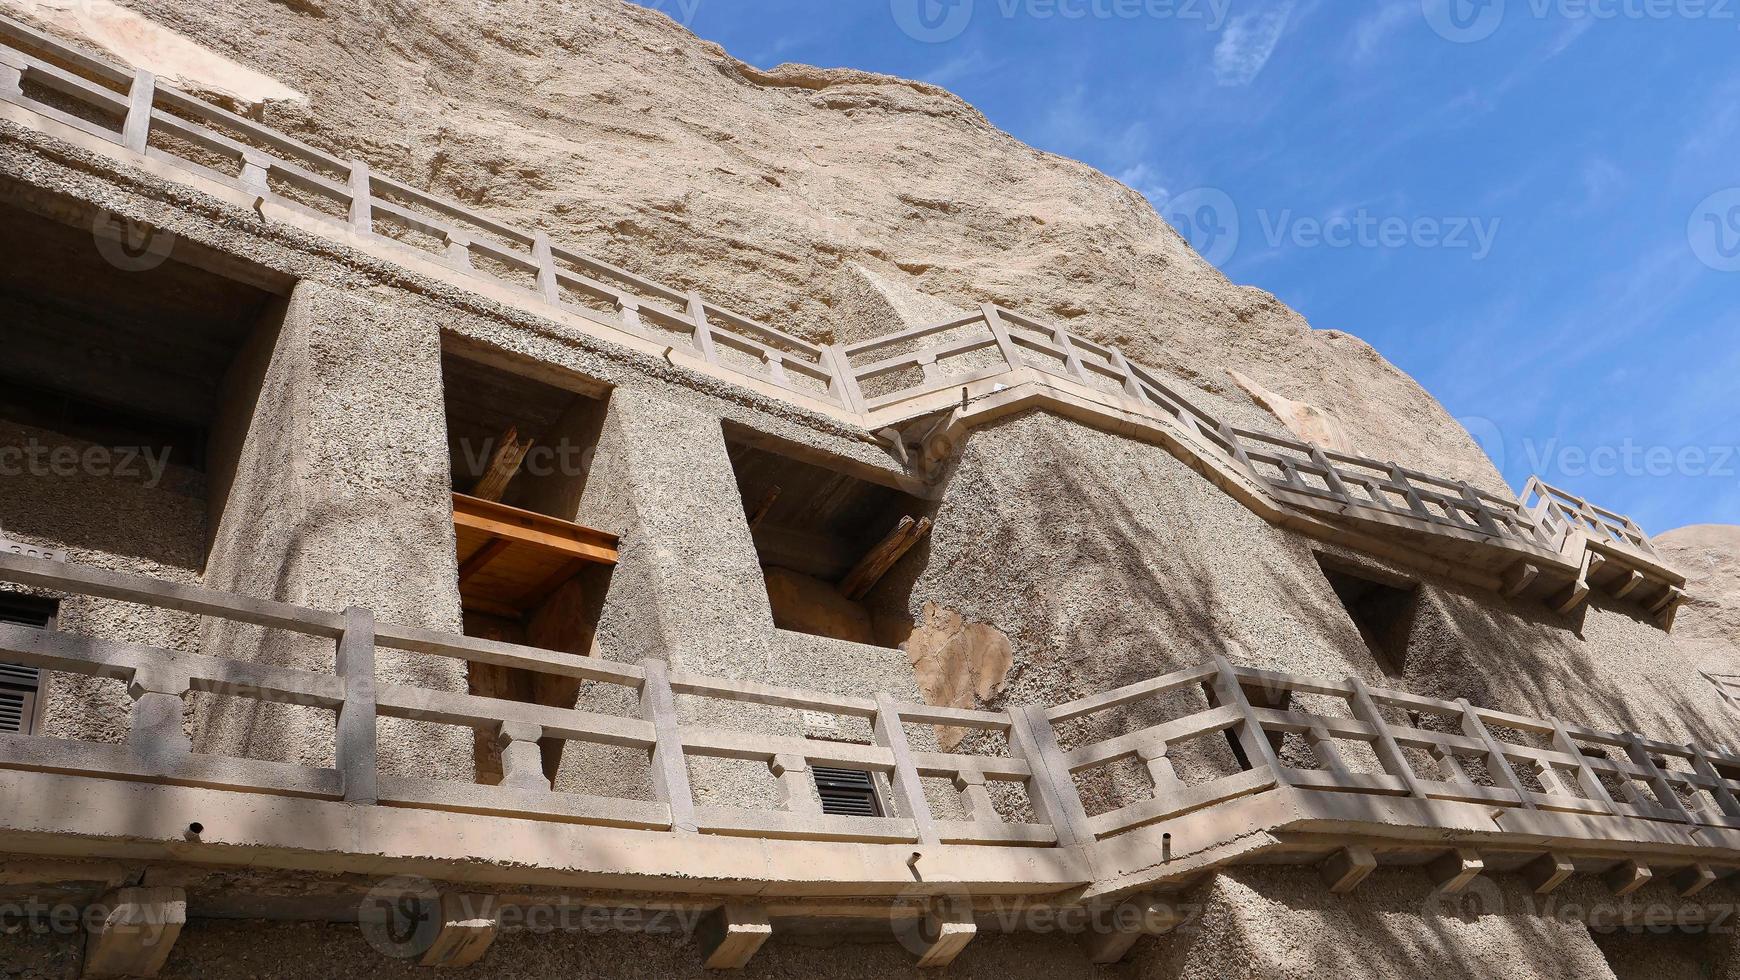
[1578,157,1625,210]
[1213,1,1295,87]
[1115,163,1169,207]
[923,49,999,89]
[1351,1,1412,64]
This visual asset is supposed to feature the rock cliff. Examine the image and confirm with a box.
[10,0,1504,490]
[1657,524,1740,660]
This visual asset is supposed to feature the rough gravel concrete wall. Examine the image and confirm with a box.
[873,408,1740,815]
[564,387,952,813]
[1137,867,1622,979]
[0,419,207,743]
[194,281,472,780]
[0,919,1111,980]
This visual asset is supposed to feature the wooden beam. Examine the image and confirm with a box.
[518,558,587,611]
[697,904,773,969]
[83,887,185,978]
[453,494,618,565]
[457,538,512,585]
[1320,845,1376,894]
[460,595,526,620]
[471,427,532,503]
[1523,853,1575,894]
[746,486,781,531]
[418,894,499,968]
[1613,570,1646,600]
[1672,864,1717,898]
[839,516,933,600]
[1501,561,1539,599]
[1428,848,1484,895]
[914,900,976,969]
[1604,859,1651,896]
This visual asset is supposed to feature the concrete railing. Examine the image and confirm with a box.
[0,552,1061,848]
[1522,476,1661,560]
[0,12,1681,619]
[2,550,1736,864]
[1057,657,1740,843]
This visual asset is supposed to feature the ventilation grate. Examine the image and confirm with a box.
[0,662,37,686]
[813,766,883,818]
[0,689,27,734]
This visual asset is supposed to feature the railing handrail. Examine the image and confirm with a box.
[0,550,1728,858]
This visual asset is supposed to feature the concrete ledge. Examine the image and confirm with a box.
[0,770,1092,898]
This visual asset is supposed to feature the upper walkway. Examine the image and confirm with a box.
[0,11,1686,627]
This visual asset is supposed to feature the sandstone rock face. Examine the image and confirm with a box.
[897,602,1014,749]
[1656,524,1740,655]
[3,0,303,105]
[10,0,1506,493]
[1229,369,1356,455]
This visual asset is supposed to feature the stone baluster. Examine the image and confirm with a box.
[953,770,996,822]
[1136,741,1186,798]
[127,664,191,770]
[495,722,549,792]
[616,297,642,331]
[770,753,818,815]
[347,159,372,232]
[120,69,155,154]
[444,230,472,269]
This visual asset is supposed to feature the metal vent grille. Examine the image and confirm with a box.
[812,766,883,818]
[0,594,55,735]
[0,689,27,734]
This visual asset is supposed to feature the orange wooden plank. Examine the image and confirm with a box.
[452,493,618,566]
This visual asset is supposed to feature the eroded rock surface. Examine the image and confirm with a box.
[9,0,1507,492]
[898,602,1014,748]
[1657,524,1740,657]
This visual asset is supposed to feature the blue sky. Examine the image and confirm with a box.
[635,0,1739,534]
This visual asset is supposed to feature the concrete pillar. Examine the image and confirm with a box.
[196,282,471,782]
[577,388,774,672]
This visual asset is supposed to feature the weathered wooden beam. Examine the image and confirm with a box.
[1613,569,1646,600]
[457,537,512,586]
[420,894,499,968]
[83,887,186,978]
[697,904,773,969]
[914,899,976,969]
[1428,848,1484,894]
[1079,896,1183,964]
[1604,859,1652,896]
[1672,864,1717,898]
[746,486,782,531]
[1320,845,1377,894]
[839,516,932,600]
[1501,561,1539,599]
[452,494,618,565]
[471,427,532,503]
[1523,853,1576,894]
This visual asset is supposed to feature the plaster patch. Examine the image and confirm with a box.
[3,0,303,107]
